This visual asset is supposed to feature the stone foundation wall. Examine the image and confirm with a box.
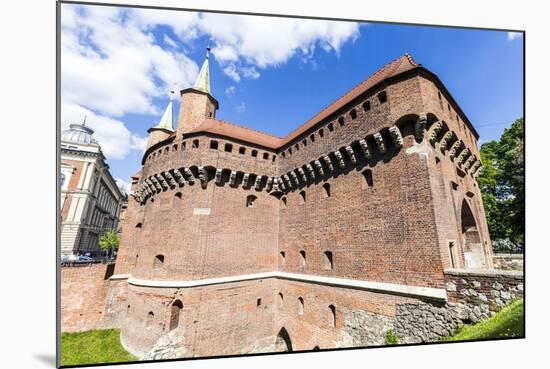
[394,269,523,344]
[493,254,523,271]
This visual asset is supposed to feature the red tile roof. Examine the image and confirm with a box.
[187,54,421,150]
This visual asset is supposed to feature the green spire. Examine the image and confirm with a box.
[151,92,174,132]
[193,47,211,94]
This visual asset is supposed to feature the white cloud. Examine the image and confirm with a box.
[223,63,241,82]
[61,4,199,117]
[235,102,246,113]
[62,101,147,160]
[225,85,236,97]
[507,32,522,41]
[241,66,260,79]
[115,177,132,194]
[60,5,360,162]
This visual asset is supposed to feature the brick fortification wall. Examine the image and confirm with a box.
[65,55,508,358]
[60,263,127,332]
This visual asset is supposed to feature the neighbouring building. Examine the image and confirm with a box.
[61,50,524,358]
[60,119,124,257]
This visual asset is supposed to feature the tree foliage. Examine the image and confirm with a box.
[478,118,524,252]
[99,229,120,252]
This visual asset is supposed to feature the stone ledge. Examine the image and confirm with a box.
[493,254,524,259]
[444,268,523,278]
[109,274,131,280]
[127,271,448,301]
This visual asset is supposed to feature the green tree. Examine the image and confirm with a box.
[99,229,120,256]
[478,118,524,251]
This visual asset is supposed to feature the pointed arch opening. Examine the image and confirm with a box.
[460,199,485,268]
[275,327,293,352]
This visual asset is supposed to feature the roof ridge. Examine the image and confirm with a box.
[208,118,283,139]
[283,54,412,139]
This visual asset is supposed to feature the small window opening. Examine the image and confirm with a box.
[272,155,276,162]
[310,134,315,142]
[146,311,154,327]
[449,241,458,268]
[447,103,451,112]
[224,143,233,153]
[263,152,269,160]
[239,147,246,155]
[350,109,357,120]
[169,300,183,331]
[154,254,164,267]
[328,123,334,132]
[279,292,284,305]
[181,141,186,149]
[298,297,304,315]
[299,250,306,268]
[299,190,306,204]
[175,192,182,199]
[257,298,262,307]
[451,181,459,191]
[338,117,345,126]
[324,251,333,270]
[192,139,199,148]
[362,169,373,187]
[302,139,307,147]
[295,144,300,151]
[435,157,441,165]
[363,101,371,111]
[246,195,257,208]
[378,91,387,103]
[282,152,286,158]
[135,222,142,228]
[251,150,258,157]
[322,183,331,198]
[281,197,287,209]
[319,129,324,138]
[173,144,178,151]
[165,147,169,153]
[210,140,218,150]
[329,305,336,327]
[280,251,286,265]
[209,111,213,117]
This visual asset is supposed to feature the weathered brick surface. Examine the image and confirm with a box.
[61,263,126,332]
[68,57,498,356]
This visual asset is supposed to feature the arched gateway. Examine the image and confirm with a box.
[275,327,292,352]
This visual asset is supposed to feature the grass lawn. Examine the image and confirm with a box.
[61,328,137,366]
[445,299,524,341]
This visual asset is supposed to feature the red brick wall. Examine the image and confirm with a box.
[60,263,125,332]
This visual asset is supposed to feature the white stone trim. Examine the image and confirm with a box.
[110,274,131,280]
[127,271,447,301]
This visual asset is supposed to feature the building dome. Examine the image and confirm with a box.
[61,122,98,145]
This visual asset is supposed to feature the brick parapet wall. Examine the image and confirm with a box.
[60,263,126,332]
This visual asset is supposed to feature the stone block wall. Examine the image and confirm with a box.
[493,254,524,271]
[394,269,523,344]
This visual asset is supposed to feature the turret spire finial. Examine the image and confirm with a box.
[193,44,212,94]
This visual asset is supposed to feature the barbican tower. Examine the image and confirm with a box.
[110,51,494,358]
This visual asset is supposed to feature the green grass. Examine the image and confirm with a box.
[61,328,137,366]
[445,299,524,341]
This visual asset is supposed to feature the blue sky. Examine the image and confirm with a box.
[60,4,523,192]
